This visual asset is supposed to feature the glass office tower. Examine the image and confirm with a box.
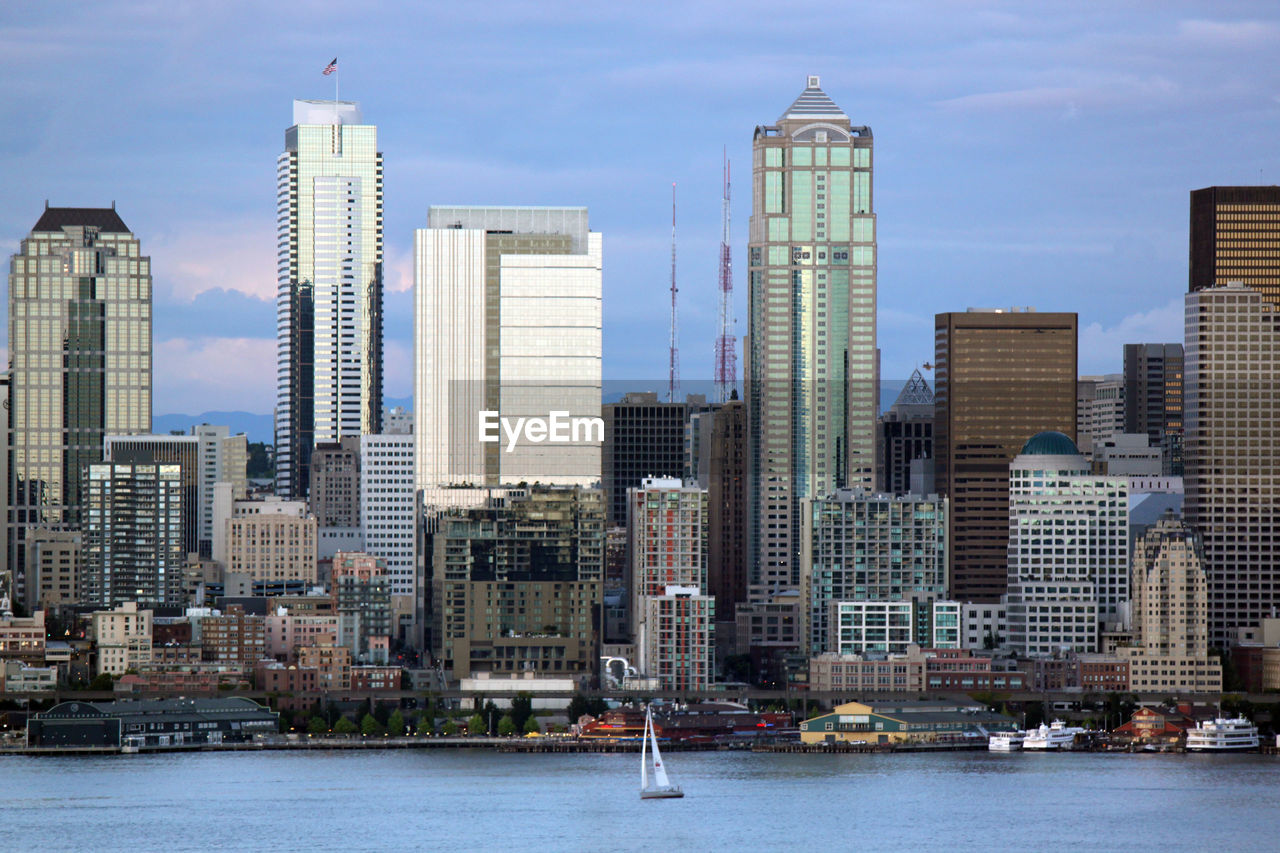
[748,76,876,591]
[276,99,383,500]
[5,206,152,608]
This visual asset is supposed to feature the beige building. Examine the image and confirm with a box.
[226,500,317,584]
[1119,513,1221,693]
[91,601,153,676]
[298,643,351,692]
[0,610,46,663]
[265,610,339,660]
[24,530,81,610]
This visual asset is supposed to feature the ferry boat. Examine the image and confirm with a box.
[1185,718,1259,752]
[988,731,1025,752]
[1022,720,1084,751]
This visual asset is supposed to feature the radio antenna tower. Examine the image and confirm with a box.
[714,151,737,404]
[668,182,680,403]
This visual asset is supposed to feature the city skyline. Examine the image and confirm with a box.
[4,3,1278,415]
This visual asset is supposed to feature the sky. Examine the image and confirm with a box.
[2,1,1279,416]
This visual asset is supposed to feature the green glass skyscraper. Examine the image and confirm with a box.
[5,206,152,608]
[748,76,876,591]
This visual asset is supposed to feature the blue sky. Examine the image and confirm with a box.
[2,1,1278,415]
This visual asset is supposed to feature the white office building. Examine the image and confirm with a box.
[276,99,383,500]
[1005,431,1129,655]
[360,434,416,596]
[413,206,602,491]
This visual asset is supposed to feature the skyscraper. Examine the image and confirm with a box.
[1123,343,1183,475]
[748,75,876,593]
[1190,186,1280,302]
[276,99,383,500]
[1184,282,1280,648]
[933,308,1077,603]
[413,206,602,490]
[6,206,152,607]
[83,463,185,608]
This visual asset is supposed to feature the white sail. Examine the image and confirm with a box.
[649,712,672,789]
[641,711,649,790]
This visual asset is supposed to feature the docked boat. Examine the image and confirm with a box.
[988,731,1025,752]
[640,705,683,800]
[1185,718,1259,752]
[1022,720,1084,751]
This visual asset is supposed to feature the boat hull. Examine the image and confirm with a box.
[1186,742,1259,752]
[641,788,684,800]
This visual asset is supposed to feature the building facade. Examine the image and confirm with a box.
[1189,185,1280,303]
[413,206,601,491]
[309,436,361,528]
[6,206,152,607]
[803,490,948,655]
[1005,432,1128,655]
[275,99,383,500]
[225,500,318,585]
[933,308,1078,602]
[602,393,700,527]
[332,551,392,665]
[359,434,416,597]
[1184,283,1280,647]
[878,369,934,496]
[748,75,877,594]
[427,487,603,680]
[83,463,185,608]
[1123,343,1184,475]
[91,602,153,676]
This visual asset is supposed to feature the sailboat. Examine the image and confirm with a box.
[640,705,684,800]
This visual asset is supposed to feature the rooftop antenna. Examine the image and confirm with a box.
[714,150,737,404]
[668,182,680,403]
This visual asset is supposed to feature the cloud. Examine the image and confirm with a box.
[1078,297,1183,374]
[150,218,276,302]
[154,336,276,413]
[1176,18,1280,48]
[935,76,1178,115]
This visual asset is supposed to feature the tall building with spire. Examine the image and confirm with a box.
[748,75,876,592]
[275,99,383,500]
[5,206,152,607]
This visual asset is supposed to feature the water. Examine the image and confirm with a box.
[2,749,1276,851]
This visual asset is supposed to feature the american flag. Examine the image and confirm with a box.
[323,57,337,76]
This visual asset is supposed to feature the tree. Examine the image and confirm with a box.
[388,710,406,736]
[88,672,115,691]
[307,716,328,734]
[442,720,459,736]
[567,694,608,723]
[497,715,517,736]
[416,714,434,736]
[723,654,752,683]
[334,716,358,735]
[510,693,533,731]
[466,713,486,736]
[523,715,541,735]
[361,713,385,736]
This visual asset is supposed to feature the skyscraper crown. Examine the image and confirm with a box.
[778,75,848,122]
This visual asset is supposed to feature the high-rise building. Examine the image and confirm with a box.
[6,206,152,607]
[23,529,82,611]
[105,427,248,558]
[1075,374,1124,459]
[802,490,948,655]
[748,75,877,594]
[360,434,416,596]
[1004,432,1128,655]
[309,436,361,528]
[332,551,392,665]
[1120,512,1221,692]
[1189,186,1280,302]
[1123,343,1183,475]
[933,308,1077,602]
[706,400,748,623]
[276,99,383,500]
[413,206,601,492]
[878,368,934,495]
[426,486,603,679]
[1184,282,1280,647]
[602,392,703,527]
[83,463,185,608]
[225,499,318,585]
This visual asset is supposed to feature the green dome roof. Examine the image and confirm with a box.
[1020,431,1080,456]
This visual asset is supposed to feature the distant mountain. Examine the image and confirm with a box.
[154,383,919,445]
[153,411,275,443]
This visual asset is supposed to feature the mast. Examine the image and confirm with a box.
[714,151,737,404]
[668,183,680,403]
